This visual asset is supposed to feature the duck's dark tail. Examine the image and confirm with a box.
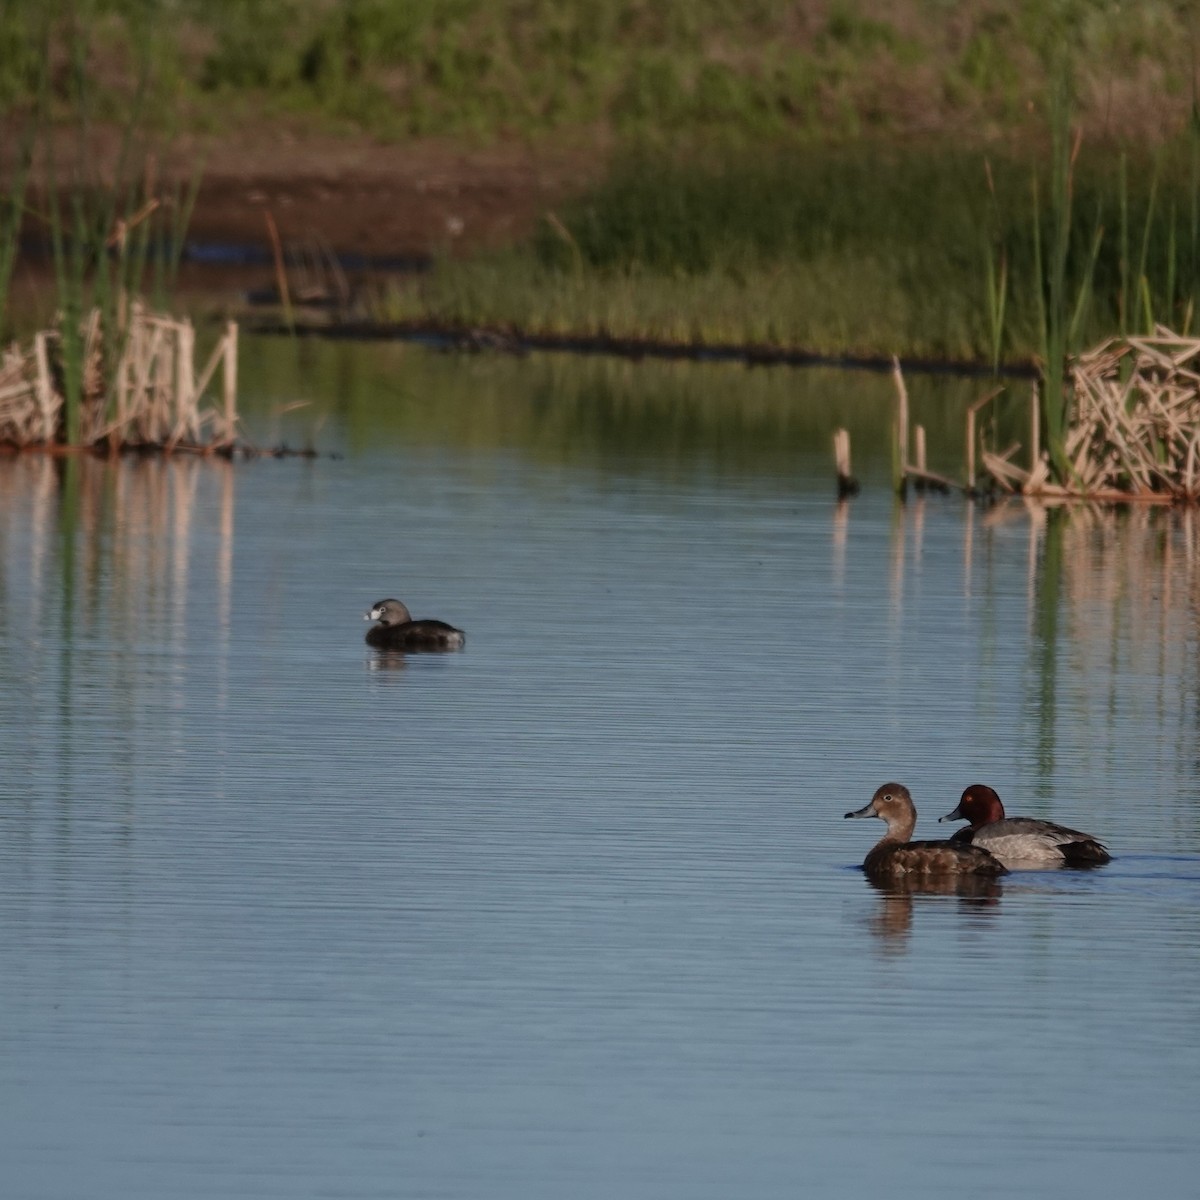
[1059,839,1112,867]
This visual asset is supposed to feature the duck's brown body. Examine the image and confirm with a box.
[364,599,465,651]
[845,783,1007,881]
[862,836,1006,880]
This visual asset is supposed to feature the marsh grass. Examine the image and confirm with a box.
[371,145,1002,360]
[1001,66,1200,483]
[374,249,987,361]
[369,135,1200,375]
[17,13,203,445]
[42,24,152,442]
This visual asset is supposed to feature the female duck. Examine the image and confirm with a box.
[939,784,1110,868]
[844,783,1006,881]
[364,598,465,651]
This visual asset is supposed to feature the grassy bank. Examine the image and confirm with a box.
[368,134,1200,364]
[1,1,1195,145]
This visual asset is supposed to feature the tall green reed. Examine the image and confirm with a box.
[1006,65,1200,482]
[1028,64,1095,481]
[0,106,37,342]
[981,158,1008,375]
[30,11,201,444]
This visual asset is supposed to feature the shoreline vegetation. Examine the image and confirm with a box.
[4,2,1200,493]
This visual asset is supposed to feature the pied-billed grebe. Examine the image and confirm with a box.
[363,598,465,651]
[939,784,1110,868]
[844,783,1007,880]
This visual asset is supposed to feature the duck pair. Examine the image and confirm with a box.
[845,783,1110,881]
[363,599,465,651]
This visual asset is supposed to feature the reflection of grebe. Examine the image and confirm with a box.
[366,650,408,673]
[363,599,465,651]
[844,783,1006,881]
[939,784,1111,868]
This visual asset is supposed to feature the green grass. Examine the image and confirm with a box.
[373,144,1001,359]
[368,134,1200,367]
[1,1,1196,144]
[375,248,988,361]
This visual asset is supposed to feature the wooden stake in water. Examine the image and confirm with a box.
[966,387,1004,495]
[891,356,909,497]
[834,428,859,497]
[1030,379,1040,473]
[222,321,238,446]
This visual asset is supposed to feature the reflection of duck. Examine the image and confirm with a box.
[363,598,465,651]
[865,872,1004,902]
[844,783,1007,881]
[865,872,1003,945]
[939,784,1111,868]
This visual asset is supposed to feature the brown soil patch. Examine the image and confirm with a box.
[11,125,606,260]
[183,132,604,258]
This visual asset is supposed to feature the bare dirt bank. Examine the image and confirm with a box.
[167,132,602,259]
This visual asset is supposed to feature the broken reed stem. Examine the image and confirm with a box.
[966,388,1005,495]
[891,355,909,496]
[222,320,238,445]
[265,210,294,331]
[966,409,976,492]
[834,427,859,497]
[1030,379,1040,473]
[33,332,54,441]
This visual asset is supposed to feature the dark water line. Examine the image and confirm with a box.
[183,242,434,272]
[248,319,1040,380]
[18,232,1029,377]
[17,236,433,274]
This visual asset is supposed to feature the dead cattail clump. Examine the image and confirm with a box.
[980,329,1200,502]
[0,301,238,452]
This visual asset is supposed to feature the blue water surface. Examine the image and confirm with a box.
[1,344,1198,1199]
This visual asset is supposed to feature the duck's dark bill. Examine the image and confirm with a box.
[844,801,876,819]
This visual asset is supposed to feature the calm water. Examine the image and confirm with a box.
[1,342,1198,1199]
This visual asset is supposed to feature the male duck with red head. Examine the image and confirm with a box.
[939,784,1110,869]
[845,783,1006,881]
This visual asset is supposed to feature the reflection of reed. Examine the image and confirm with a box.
[0,456,235,669]
[832,498,849,590]
[888,500,905,629]
[980,500,1200,792]
[1054,506,1200,708]
[910,495,926,568]
[963,497,975,598]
